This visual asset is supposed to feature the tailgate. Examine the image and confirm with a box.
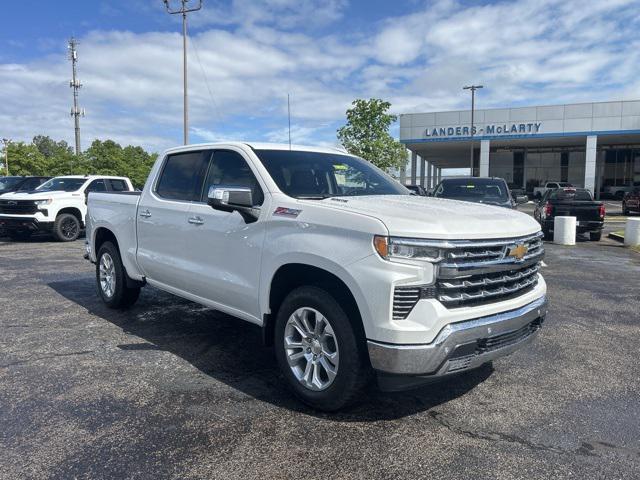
[552,202,601,221]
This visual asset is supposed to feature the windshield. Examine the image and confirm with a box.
[0,177,23,191]
[434,179,509,202]
[558,182,573,187]
[37,177,86,192]
[254,150,408,198]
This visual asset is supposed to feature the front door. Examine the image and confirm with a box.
[136,150,210,292]
[185,148,267,321]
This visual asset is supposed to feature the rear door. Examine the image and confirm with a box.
[136,150,210,292]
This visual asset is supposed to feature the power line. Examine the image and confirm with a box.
[68,37,84,155]
[190,34,223,124]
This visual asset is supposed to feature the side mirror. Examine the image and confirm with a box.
[516,195,529,204]
[207,186,259,223]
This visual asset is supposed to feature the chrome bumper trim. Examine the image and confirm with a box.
[367,295,547,376]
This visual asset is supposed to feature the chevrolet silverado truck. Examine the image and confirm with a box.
[85,143,547,411]
[0,175,133,241]
[533,187,605,241]
[533,181,573,199]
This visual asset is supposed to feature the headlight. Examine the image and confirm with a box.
[34,198,53,207]
[374,236,444,262]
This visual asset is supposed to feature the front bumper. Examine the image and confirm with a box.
[0,216,53,232]
[367,295,547,377]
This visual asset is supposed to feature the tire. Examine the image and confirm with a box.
[8,231,32,241]
[542,227,553,241]
[96,241,141,309]
[622,202,630,216]
[274,286,370,411]
[589,231,602,241]
[53,213,81,242]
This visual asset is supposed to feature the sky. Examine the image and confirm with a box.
[1,0,639,154]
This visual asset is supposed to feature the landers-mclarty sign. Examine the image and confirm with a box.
[425,122,542,138]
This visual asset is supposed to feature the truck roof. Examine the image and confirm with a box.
[51,175,130,180]
[164,142,348,156]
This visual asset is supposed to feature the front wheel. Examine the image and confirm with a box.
[96,241,140,309]
[274,286,370,411]
[53,213,80,242]
[589,231,602,241]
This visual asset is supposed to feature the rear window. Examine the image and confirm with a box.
[549,189,593,201]
[156,151,210,201]
[435,179,509,201]
[108,179,128,191]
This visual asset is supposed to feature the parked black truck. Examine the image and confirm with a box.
[533,187,605,241]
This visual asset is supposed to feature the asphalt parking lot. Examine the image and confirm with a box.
[1,226,639,479]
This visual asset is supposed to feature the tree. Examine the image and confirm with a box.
[337,98,407,171]
[5,142,48,176]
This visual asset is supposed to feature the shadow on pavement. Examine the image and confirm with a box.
[48,277,492,421]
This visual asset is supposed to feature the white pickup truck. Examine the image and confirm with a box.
[86,143,547,411]
[0,175,133,241]
[533,181,573,199]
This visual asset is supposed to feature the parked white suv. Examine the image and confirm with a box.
[86,143,547,410]
[0,175,133,241]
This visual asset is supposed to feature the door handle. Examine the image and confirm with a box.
[188,216,204,225]
[139,209,151,218]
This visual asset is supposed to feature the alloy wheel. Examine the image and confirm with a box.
[284,307,339,391]
[61,217,79,239]
[99,253,116,298]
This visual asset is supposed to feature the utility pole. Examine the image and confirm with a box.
[68,37,84,155]
[1,138,9,176]
[163,0,203,145]
[463,85,483,176]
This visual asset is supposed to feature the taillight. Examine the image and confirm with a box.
[544,202,553,216]
[599,204,605,218]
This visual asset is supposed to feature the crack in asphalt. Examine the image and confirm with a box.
[428,410,640,459]
[0,350,94,369]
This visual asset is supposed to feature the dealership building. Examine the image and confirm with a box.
[399,100,640,198]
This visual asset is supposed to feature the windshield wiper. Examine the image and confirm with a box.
[296,195,333,200]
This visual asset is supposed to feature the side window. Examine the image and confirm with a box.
[86,179,107,192]
[203,150,264,206]
[156,151,210,201]
[108,179,127,191]
[435,183,444,196]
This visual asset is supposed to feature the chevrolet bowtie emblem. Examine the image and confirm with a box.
[507,243,528,260]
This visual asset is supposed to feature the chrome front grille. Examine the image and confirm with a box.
[389,232,545,319]
[437,264,540,307]
[437,232,544,308]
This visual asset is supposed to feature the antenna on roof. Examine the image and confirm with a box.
[287,93,292,151]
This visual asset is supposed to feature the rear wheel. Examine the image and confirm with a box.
[622,202,630,216]
[96,241,140,308]
[589,231,602,241]
[53,213,80,242]
[542,227,553,241]
[274,286,370,411]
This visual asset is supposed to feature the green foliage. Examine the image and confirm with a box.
[337,98,407,171]
[2,136,157,189]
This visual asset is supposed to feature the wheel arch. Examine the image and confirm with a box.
[263,262,368,347]
[57,207,83,225]
[93,226,144,289]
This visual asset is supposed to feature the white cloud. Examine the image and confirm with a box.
[1,0,639,152]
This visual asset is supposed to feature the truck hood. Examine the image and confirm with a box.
[320,195,540,239]
[0,190,79,200]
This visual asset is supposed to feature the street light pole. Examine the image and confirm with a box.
[463,85,483,176]
[2,138,10,176]
[163,0,203,145]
